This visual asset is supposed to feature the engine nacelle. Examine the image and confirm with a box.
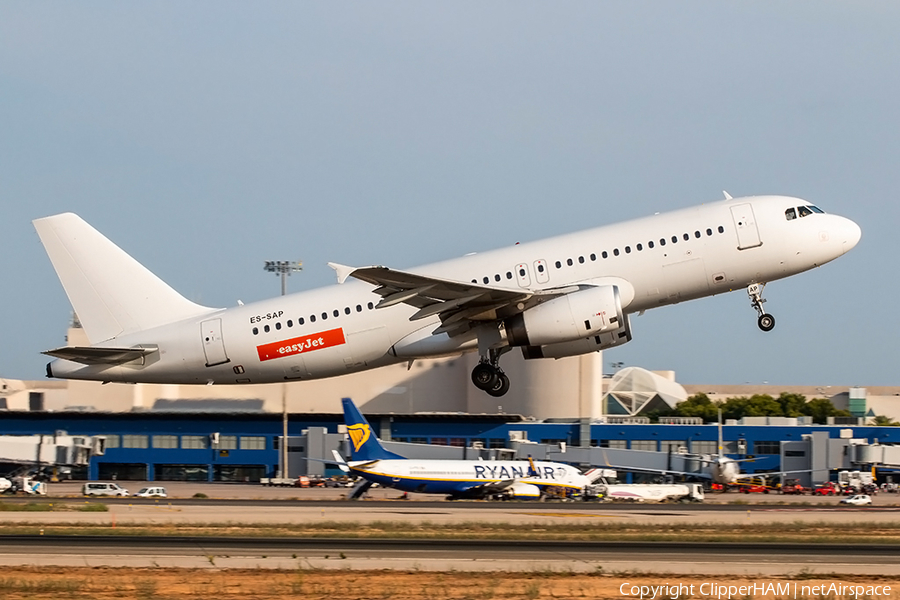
[506,481,541,498]
[504,285,625,347]
[521,314,632,360]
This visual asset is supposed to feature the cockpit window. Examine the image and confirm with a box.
[808,205,824,214]
[785,208,797,220]
[798,205,813,218]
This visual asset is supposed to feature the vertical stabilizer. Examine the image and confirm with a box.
[341,398,405,461]
[34,213,215,344]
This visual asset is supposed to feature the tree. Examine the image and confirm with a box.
[671,393,720,422]
[802,398,851,424]
[872,415,900,427]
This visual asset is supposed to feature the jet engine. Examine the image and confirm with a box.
[504,285,625,347]
[521,315,632,360]
[506,481,541,499]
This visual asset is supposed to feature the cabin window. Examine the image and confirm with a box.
[706,228,713,236]
[506,271,513,279]
[718,225,725,233]
[695,231,701,238]
[367,302,374,310]
[613,248,619,256]
[537,264,545,273]
[287,320,293,327]
[252,327,258,335]
[333,309,339,318]
[648,241,654,249]
[519,268,526,276]
[578,256,584,264]
[683,233,689,241]
[671,236,677,244]
[264,325,270,333]
[660,238,666,246]
[590,253,596,261]
[566,258,573,266]
[625,246,631,254]
[602,251,608,259]
[322,312,328,320]
[356,305,362,312]
[310,315,316,323]
[555,261,561,269]
[494,274,501,282]
[636,243,643,251]
[483,277,489,284]
[344,307,351,315]
[299,317,305,325]
[275,322,282,330]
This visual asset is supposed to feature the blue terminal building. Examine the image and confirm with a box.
[1,408,898,484]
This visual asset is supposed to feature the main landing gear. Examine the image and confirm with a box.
[471,349,510,397]
[748,283,775,332]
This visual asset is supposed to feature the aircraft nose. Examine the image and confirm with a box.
[840,217,862,254]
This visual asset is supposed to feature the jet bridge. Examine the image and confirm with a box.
[0,433,104,472]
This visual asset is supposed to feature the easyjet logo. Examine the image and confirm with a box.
[256,328,345,362]
[347,423,370,452]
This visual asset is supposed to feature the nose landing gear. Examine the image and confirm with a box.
[471,349,511,397]
[748,283,775,332]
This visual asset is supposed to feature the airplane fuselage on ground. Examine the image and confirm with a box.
[36,195,860,395]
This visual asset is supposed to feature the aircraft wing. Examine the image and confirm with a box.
[42,345,158,365]
[459,479,518,496]
[328,263,571,336]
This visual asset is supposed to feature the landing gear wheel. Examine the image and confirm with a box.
[486,372,510,397]
[472,363,499,390]
[758,314,775,332]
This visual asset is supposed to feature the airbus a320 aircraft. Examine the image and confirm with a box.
[34,194,860,397]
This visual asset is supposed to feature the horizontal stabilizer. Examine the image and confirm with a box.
[42,345,158,365]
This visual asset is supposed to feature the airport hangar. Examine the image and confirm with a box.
[2,322,900,485]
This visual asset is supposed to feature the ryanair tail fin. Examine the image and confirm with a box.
[341,398,405,461]
[33,213,215,344]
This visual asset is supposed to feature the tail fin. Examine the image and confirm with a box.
[33,213,215,344]
[341,398,405,461]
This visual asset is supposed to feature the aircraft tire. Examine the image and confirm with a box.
[472,363,499,390]
[758,314,775,332]
[486,372,510,397]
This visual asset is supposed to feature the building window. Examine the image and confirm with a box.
[431,438,448,446]
[410,437,427,445]
[103,435,120,449]
[489,438,507,449]
[630,440,656,451]
[601,440,627,449]
[785,450,806,457]
[240,436,266,450]
[449,438,466,447]
[691,440,717,454]
[660,440,685,453]
[181,435,208,450]
[152,435,178,449]
[122,434,149,449]
[754,441,781,455]
[218,435,237,450]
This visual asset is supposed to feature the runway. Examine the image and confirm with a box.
[2,536,900,575]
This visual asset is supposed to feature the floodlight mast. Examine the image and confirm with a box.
[263,260,302,481]
[263,260,303,297]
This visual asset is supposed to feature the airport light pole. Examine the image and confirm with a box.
[264,260,302,480]
[264,260,303,296]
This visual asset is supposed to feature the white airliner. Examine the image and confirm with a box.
[335,398,593,499]
[34,194,860,397]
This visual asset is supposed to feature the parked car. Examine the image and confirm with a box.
[840,494,872,506]
[83,482,129,497]
[135,486,168,498]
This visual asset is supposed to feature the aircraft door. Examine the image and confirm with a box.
[200,319,230,367]
[533,259,550,284]
[730,204,762,250]
[514,263,532,288]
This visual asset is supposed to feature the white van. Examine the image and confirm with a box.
[82,482,129,497]
[135,486,167,498]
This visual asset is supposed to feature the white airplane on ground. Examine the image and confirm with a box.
[333,398,593,499]
[34,194,860,396]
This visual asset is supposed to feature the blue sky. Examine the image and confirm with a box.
[1,3,897,385]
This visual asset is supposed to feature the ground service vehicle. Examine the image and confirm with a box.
[135,486,167,498]
[840,494,872,506]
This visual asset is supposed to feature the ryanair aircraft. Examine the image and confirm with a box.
[34,194,860,396]
[334,398,593,499]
